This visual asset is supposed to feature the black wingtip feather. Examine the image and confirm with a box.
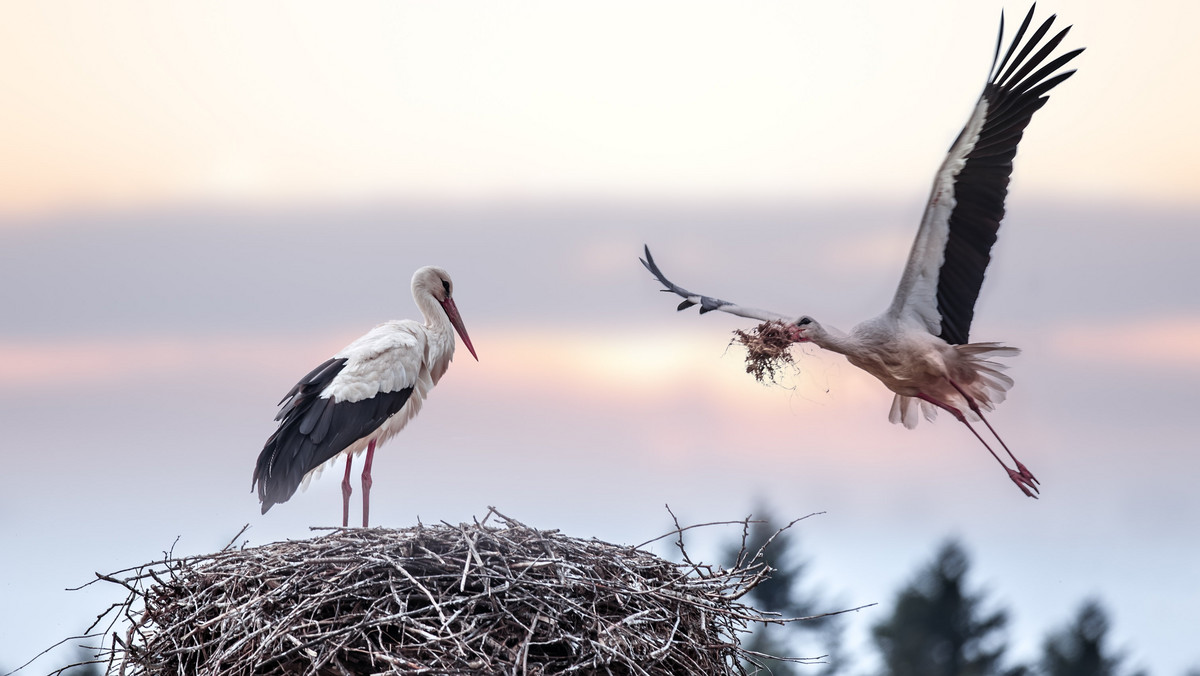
[992,10,1005,74]
[640,244,657,275]
[935,5,1081,345]
[991,4,1037,82]
[997,15,1055,87]
[1000,24,1068,90]
[641,244,694,306]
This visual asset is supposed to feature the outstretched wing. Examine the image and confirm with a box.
[889,6,1083,344]
[641,245,789,323]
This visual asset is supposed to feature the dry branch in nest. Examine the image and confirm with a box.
[67,508,855,676]
[731,321,798,384]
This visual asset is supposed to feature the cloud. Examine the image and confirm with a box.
[0,333,354,392]
[1049,316,1200,371]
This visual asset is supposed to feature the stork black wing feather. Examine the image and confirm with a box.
[1017,67,1079,101]
[297,396,327,436]
[935,8,1082,345]
[312,396,336,444]
[995,10,1050,85]
[253,357,414,514]
[991,5,1035,81]
[999,21,1065,89]
[641,245,734,314]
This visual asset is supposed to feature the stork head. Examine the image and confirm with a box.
[413,266,479,361]
[788,316,817,343]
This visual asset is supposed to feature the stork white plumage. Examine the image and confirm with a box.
[642,6,1083,498]
[253,266,478,526]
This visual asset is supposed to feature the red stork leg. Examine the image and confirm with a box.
[917,393,1038,498]
[361,439,377,528]
[340,454,354,528]
[946,380,1039,487]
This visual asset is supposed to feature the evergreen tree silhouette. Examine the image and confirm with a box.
[1038,599,1146,676]
[871,539,1025,676]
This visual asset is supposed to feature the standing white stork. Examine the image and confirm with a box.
[641,6,1082,498]
[253,266,478,526]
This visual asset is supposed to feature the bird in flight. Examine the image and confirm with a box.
[253,266,478,526]
[642,6,1082,498]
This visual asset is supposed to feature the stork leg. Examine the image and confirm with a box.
[361,439,377,528]
[340,454,354,528]
[945,380,1039,487]
[917,393,1038,498]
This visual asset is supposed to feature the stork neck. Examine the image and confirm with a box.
[807,323,854,356]
[415,289,448,331]
[413,289,457,382]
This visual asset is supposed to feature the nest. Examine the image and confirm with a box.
[731,321,798,384]
[69,509,837,676]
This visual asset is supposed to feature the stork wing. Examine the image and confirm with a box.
[889,6,1082,344]
[641,245,789,323]
[252,324,424,513]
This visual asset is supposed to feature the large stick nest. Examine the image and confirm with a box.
[76,509,833,675]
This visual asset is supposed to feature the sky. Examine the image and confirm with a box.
[2,1,1199,674]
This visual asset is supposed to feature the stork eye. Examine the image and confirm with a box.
[441,280,451,295]
[797,317,813,326]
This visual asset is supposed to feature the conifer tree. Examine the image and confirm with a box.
[1039,599,1145,676]
[871,539,1025,676]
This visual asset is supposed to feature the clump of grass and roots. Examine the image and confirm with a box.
[54,508,866,676]
[732,321,799,384]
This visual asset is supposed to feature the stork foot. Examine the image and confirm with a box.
[1008,468,1039,498]
[1014,460,1040,486]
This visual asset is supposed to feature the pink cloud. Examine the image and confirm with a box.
[0,333,358,391]
[1049,316,1200,370]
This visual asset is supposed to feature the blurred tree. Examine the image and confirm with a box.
[1038,599,1146,676]
[724,504,847,675]
[871,539,1026,676]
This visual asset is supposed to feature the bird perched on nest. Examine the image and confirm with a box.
[642,6,1083,498]
[253,266,477,526]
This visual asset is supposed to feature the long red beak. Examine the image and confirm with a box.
[440,296,478,361]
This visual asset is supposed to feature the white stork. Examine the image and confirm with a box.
[641,6,1082,498]
[253,266,478,526]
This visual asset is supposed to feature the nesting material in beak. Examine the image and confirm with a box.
[731,320,797,384]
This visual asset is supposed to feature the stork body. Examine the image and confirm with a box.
[253,266,477,526]
[642,6,1083,498]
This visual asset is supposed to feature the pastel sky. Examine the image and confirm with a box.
[2,2,1198,674]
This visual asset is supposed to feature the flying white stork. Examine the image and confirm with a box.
[253,266,478,526]
[641,6,1083,498]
